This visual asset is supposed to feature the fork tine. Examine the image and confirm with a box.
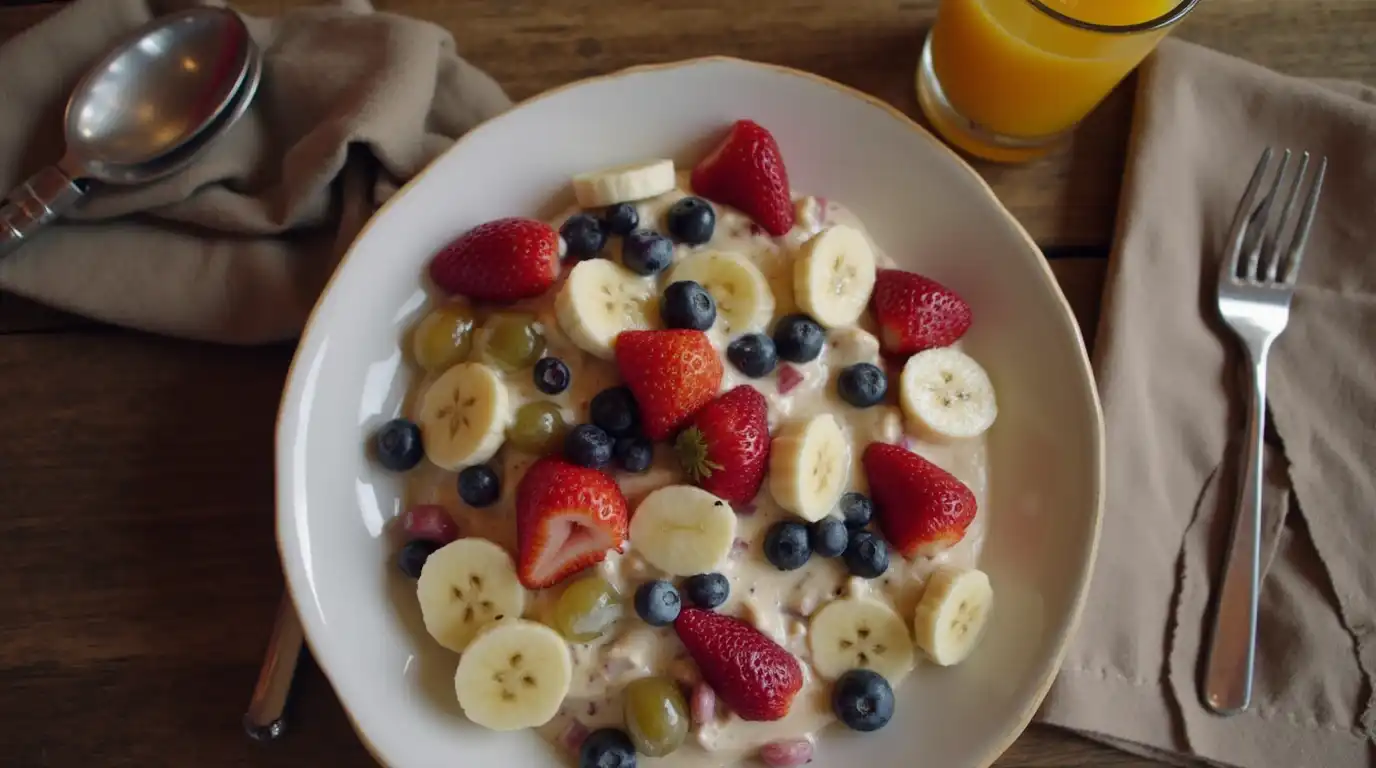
[1223,148,1273,282]
[1263,151,1310,283]
[1282,156,1327,286]
[1242,149,1291,281]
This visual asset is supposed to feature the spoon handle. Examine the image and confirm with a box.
[243,593,304,742]
[0,166,86,259]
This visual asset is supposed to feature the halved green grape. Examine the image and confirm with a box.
[411,302,474,373]
[506,401,569,455]
[623,675,689,757]
[483,312,545,372]
[552,575,623,642]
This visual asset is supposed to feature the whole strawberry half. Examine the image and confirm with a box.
[614,330,723,441]
[862,442,976,558]
[429,217,560,302]
[674,608,802,721]
[870,268,972,356]
[515,457,629,589]
[675,385,770,504]
[690,120,796,237]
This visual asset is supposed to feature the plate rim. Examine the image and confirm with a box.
[273,54,1107,768]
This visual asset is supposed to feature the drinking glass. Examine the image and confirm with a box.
[916,0,1199,163]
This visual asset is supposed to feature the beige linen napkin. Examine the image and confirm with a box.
[1036,38,1376,767]
[0,0,510,343]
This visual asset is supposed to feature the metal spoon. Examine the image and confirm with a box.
[0,7,258,259]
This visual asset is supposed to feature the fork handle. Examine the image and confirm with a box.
[1203,344,1269,715]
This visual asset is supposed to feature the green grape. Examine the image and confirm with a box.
[506,401,569,455]
[623,676,689,757]
[411,302,474,373]
[483,312,545,371]
[552,575,623,642]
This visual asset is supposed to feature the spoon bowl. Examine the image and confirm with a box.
[95,35,263,187]
[62,6,252,183]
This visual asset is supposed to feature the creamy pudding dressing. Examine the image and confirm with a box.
[402,179,987,767]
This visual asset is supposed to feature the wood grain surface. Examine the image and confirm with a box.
[0,1,1369,766]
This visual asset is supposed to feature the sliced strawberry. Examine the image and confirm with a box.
[870,268,972,356]
[429,217,560,302]
[690,120,796,237]
[674,607,802,721]
[515,457,629,589]
[862,442,976,558]
[614,330,723,441]
[675,385,770,504]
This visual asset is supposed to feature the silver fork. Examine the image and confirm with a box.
[1203,147,1327,715]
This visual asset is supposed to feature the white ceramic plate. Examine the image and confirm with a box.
[276,57,1104,768]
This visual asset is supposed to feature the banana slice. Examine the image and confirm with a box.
[793,225,877,329]
[768,414,850,522]
[417,363,511,470]
[628,485,737,576]
[809,597,916,684]
[417,538,528,653]
[454,619,573,731]
[899,348,998,439]
[912,566,994,666]
[665,251,775,335]
[555,258,660,359]
[571,159,676,207]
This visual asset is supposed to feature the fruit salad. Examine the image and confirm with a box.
[374,119,999,768]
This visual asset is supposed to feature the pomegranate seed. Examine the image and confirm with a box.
[759,738,814,766]
[777,364,804,394]
[558,719,590,754]
[400,504,460,544]
[691,683,717,728]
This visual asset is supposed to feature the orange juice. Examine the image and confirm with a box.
[917,0,1192,162]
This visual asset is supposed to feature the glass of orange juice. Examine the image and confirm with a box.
[916,0,1199,163]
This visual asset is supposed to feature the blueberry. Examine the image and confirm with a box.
[764,521,812,571]
[579,727,637,768]
[661,281,717,331]
[614,436,654,473]
[601,203,640,237]
[590,386,640,438]
[560,213,606,259]
[374,418,424,471]
[666,196,716,245]
[810,517,850,558]
[839,492,874,529]
[832,669,895,732]
[565,424,614,469]
[533,357,571,395]
[837,363,888,408]
[772,314,826,363]
[634,580,682,626]
[844,531,890,579]
[684,572,730,609]
[622,230,674,276]
[396,539,440,579]
[457,465,501,507]
[727,333,778,378]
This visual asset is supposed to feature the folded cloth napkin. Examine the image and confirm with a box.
[1036,38,1376,767]
[0,0,510,343]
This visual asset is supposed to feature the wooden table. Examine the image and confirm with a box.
[1,1,1373,766]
